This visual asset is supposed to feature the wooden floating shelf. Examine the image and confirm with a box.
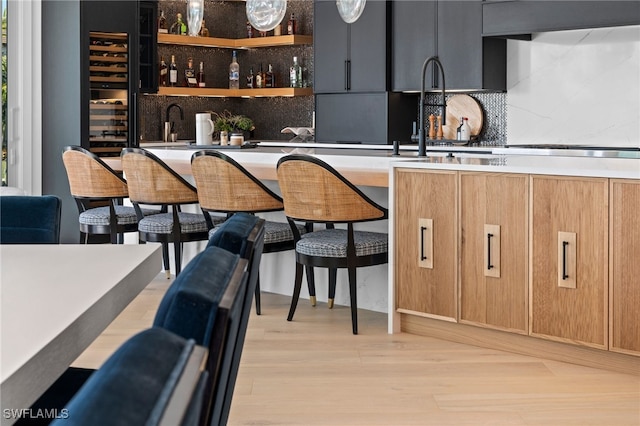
[158,33,313,49]
[155,86,313,98]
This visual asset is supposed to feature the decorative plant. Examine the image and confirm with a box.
[213,110,255,133]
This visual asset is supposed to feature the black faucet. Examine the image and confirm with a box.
[418,56,446,157]
[164,103,184,142]
[166,103,184,123]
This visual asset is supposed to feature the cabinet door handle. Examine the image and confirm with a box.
[346,60,351,91]
[344,60,348,91]
[487,233,494,270]
[420,226,427,261]
[562,241,569,280]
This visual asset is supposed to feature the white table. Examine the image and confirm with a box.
[0,244,162,424]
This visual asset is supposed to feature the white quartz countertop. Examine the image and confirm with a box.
[391,153,640,179]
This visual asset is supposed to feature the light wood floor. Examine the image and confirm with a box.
[74,274,640,426]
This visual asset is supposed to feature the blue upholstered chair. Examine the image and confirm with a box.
[51,327,209,426]
[153,212,265,426]
[0,195,61,244]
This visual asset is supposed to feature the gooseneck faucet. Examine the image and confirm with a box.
[164,103,184,142]
[418,56,446,157]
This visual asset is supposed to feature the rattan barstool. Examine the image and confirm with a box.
[276,154,389,334]
[191,150,309,314]
[121,148,222,277]
[62,145,158,244]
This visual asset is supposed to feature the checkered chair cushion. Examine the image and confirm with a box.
[208,220,305,245]
[139,212,209,234]
[78,206,159,226]
[296,228,387,258]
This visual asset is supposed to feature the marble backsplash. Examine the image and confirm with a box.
[506,25,640,148]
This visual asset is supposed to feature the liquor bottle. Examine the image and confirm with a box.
[184,57,197,87]
[197,61,206,88]
[158,10,168,34]
[229,50,240,89]
[159,56,168,86]
[170,13,187,35]
[169,55,178,87]
[287,12,297,35]
[199,19,209,37]
[265,63,275,88]
[246,21,253,38]
[247,67,254,88]
[289,56,302,88]
[255,64,263,88]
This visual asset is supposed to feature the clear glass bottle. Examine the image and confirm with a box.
[159,56,168,86]
[229,50,240,89]
[169,55,178,86]
[289,56,302,88]
[197,61,206,87]
[158,10,168,34]
[246,21,254,38]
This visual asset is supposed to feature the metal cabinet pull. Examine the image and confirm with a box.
[344,60,349,91]
[420,226,427,261]
[562,241,569,280]
[487,233,494,270]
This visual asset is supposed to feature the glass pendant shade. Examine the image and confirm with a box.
[246,0,287,32]
[187,0,204,36]
[336,0,366,24]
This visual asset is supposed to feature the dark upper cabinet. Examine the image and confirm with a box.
[392,0,506,92]
[314,0,390,93]
[482,1,640,37]
[139,1,159,94]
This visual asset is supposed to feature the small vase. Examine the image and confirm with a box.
[220,130,228,145]
[187,0,204,37]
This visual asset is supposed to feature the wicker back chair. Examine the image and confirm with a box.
[191,150,309,314]
[121,148,219,277]
[276,154,388,334]
[62,146,158,244]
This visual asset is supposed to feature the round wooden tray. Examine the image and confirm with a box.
[441,94,484,140]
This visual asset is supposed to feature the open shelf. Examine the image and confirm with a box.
[158,33,313,49]
[156,86,313,98]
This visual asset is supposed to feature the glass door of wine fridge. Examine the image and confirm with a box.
[88,31,130,157]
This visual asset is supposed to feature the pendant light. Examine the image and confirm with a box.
[336,0,366,24]
[246,0,288,32]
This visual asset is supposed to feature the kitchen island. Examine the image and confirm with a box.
[389,153,639,374]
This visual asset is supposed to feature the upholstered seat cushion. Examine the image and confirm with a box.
[153,246,241,346]
[208,218,305,245]
[138,212,209,234]
[296,228,388,258]
[0,195,61,244]
[51,327,202,426]
[78,205,159,226]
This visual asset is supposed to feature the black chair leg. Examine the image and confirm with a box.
[305,265,316,306]
[328,268,337,309]
[287,262,304,321]
[254,273,262,315]
[162,242,171,279]
[348,266,358,335]
[174,241,182,277]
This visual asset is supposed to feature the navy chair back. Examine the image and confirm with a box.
[0,195,61,244]
[51,327,208,426]
[206,212,265,425]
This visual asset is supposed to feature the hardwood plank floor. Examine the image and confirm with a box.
[74,274,640,426]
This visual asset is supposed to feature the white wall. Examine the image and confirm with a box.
[507,25,640,148]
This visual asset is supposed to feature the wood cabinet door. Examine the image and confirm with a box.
[610,179,640,356]
[394,169,457,321]
[460,172,528,333]
[530,176,608,348]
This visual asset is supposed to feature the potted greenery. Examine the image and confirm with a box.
[213,110,255,144]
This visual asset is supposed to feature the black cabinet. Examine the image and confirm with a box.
[482,1,640,38]
[315,93,418,145]
[139,1,159,94]
[392,0,506,92]
[314,0,390,93]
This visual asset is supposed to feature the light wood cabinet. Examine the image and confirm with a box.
[609,179,640,356]
[459,172,529,333]
[394,168,457,321]
[530,176,609,349]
